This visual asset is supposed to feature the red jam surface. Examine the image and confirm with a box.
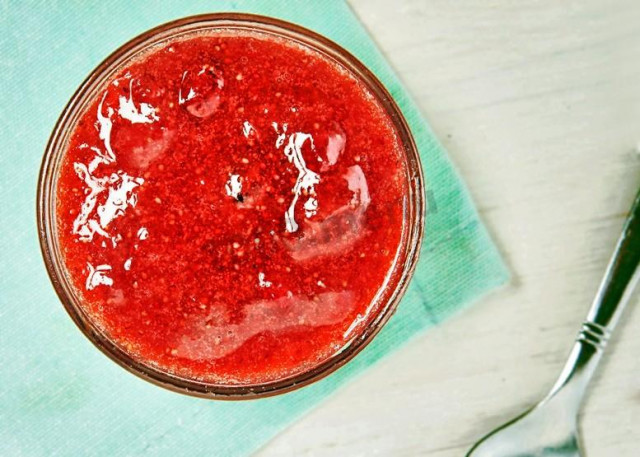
[56,30,409,385]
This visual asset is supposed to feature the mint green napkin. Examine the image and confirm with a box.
[0,1,508,455]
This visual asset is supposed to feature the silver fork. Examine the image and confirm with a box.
[467,187,640,457]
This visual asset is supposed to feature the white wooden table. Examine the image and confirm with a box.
[259,1,640,455]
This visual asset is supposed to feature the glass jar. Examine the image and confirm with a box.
[37,13,425,399]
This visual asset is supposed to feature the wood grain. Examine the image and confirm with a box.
[258,1,640,455]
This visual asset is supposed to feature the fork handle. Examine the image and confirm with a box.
[547,188,640,409]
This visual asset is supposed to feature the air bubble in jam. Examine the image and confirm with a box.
[179,65,224,118]
[55,29,409,385]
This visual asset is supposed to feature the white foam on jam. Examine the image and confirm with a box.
[178,71,196,104]
[272,122,288,149]
[73,88,147,244]
[118,79,159,124]
[124,258,132,271]
[279,132,320,232]
[78,142,113,174]
[86,146,110,173]
[96,93,115,161]
[72,166,144,243]
[85,263,113,290]
[73,162,109,241]
[111,233,123,248]
[258,272,272,288]
[72,164,106,239]
[97,174,144,228]
[137,227,149,240]
[242,121,254,138]
[225,174,243,200]
[304,197,318,218]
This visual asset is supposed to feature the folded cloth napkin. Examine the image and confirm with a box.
[0,1,508,455]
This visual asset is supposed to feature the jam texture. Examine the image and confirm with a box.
[56,30,408,384]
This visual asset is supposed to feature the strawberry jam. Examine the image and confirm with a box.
[55,29,409,385]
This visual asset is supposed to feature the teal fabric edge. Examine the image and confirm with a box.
[0,1,509,456]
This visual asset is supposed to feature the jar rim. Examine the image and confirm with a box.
[37,12,425,399]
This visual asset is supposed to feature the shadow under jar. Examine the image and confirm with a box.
[38,13,424,399]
